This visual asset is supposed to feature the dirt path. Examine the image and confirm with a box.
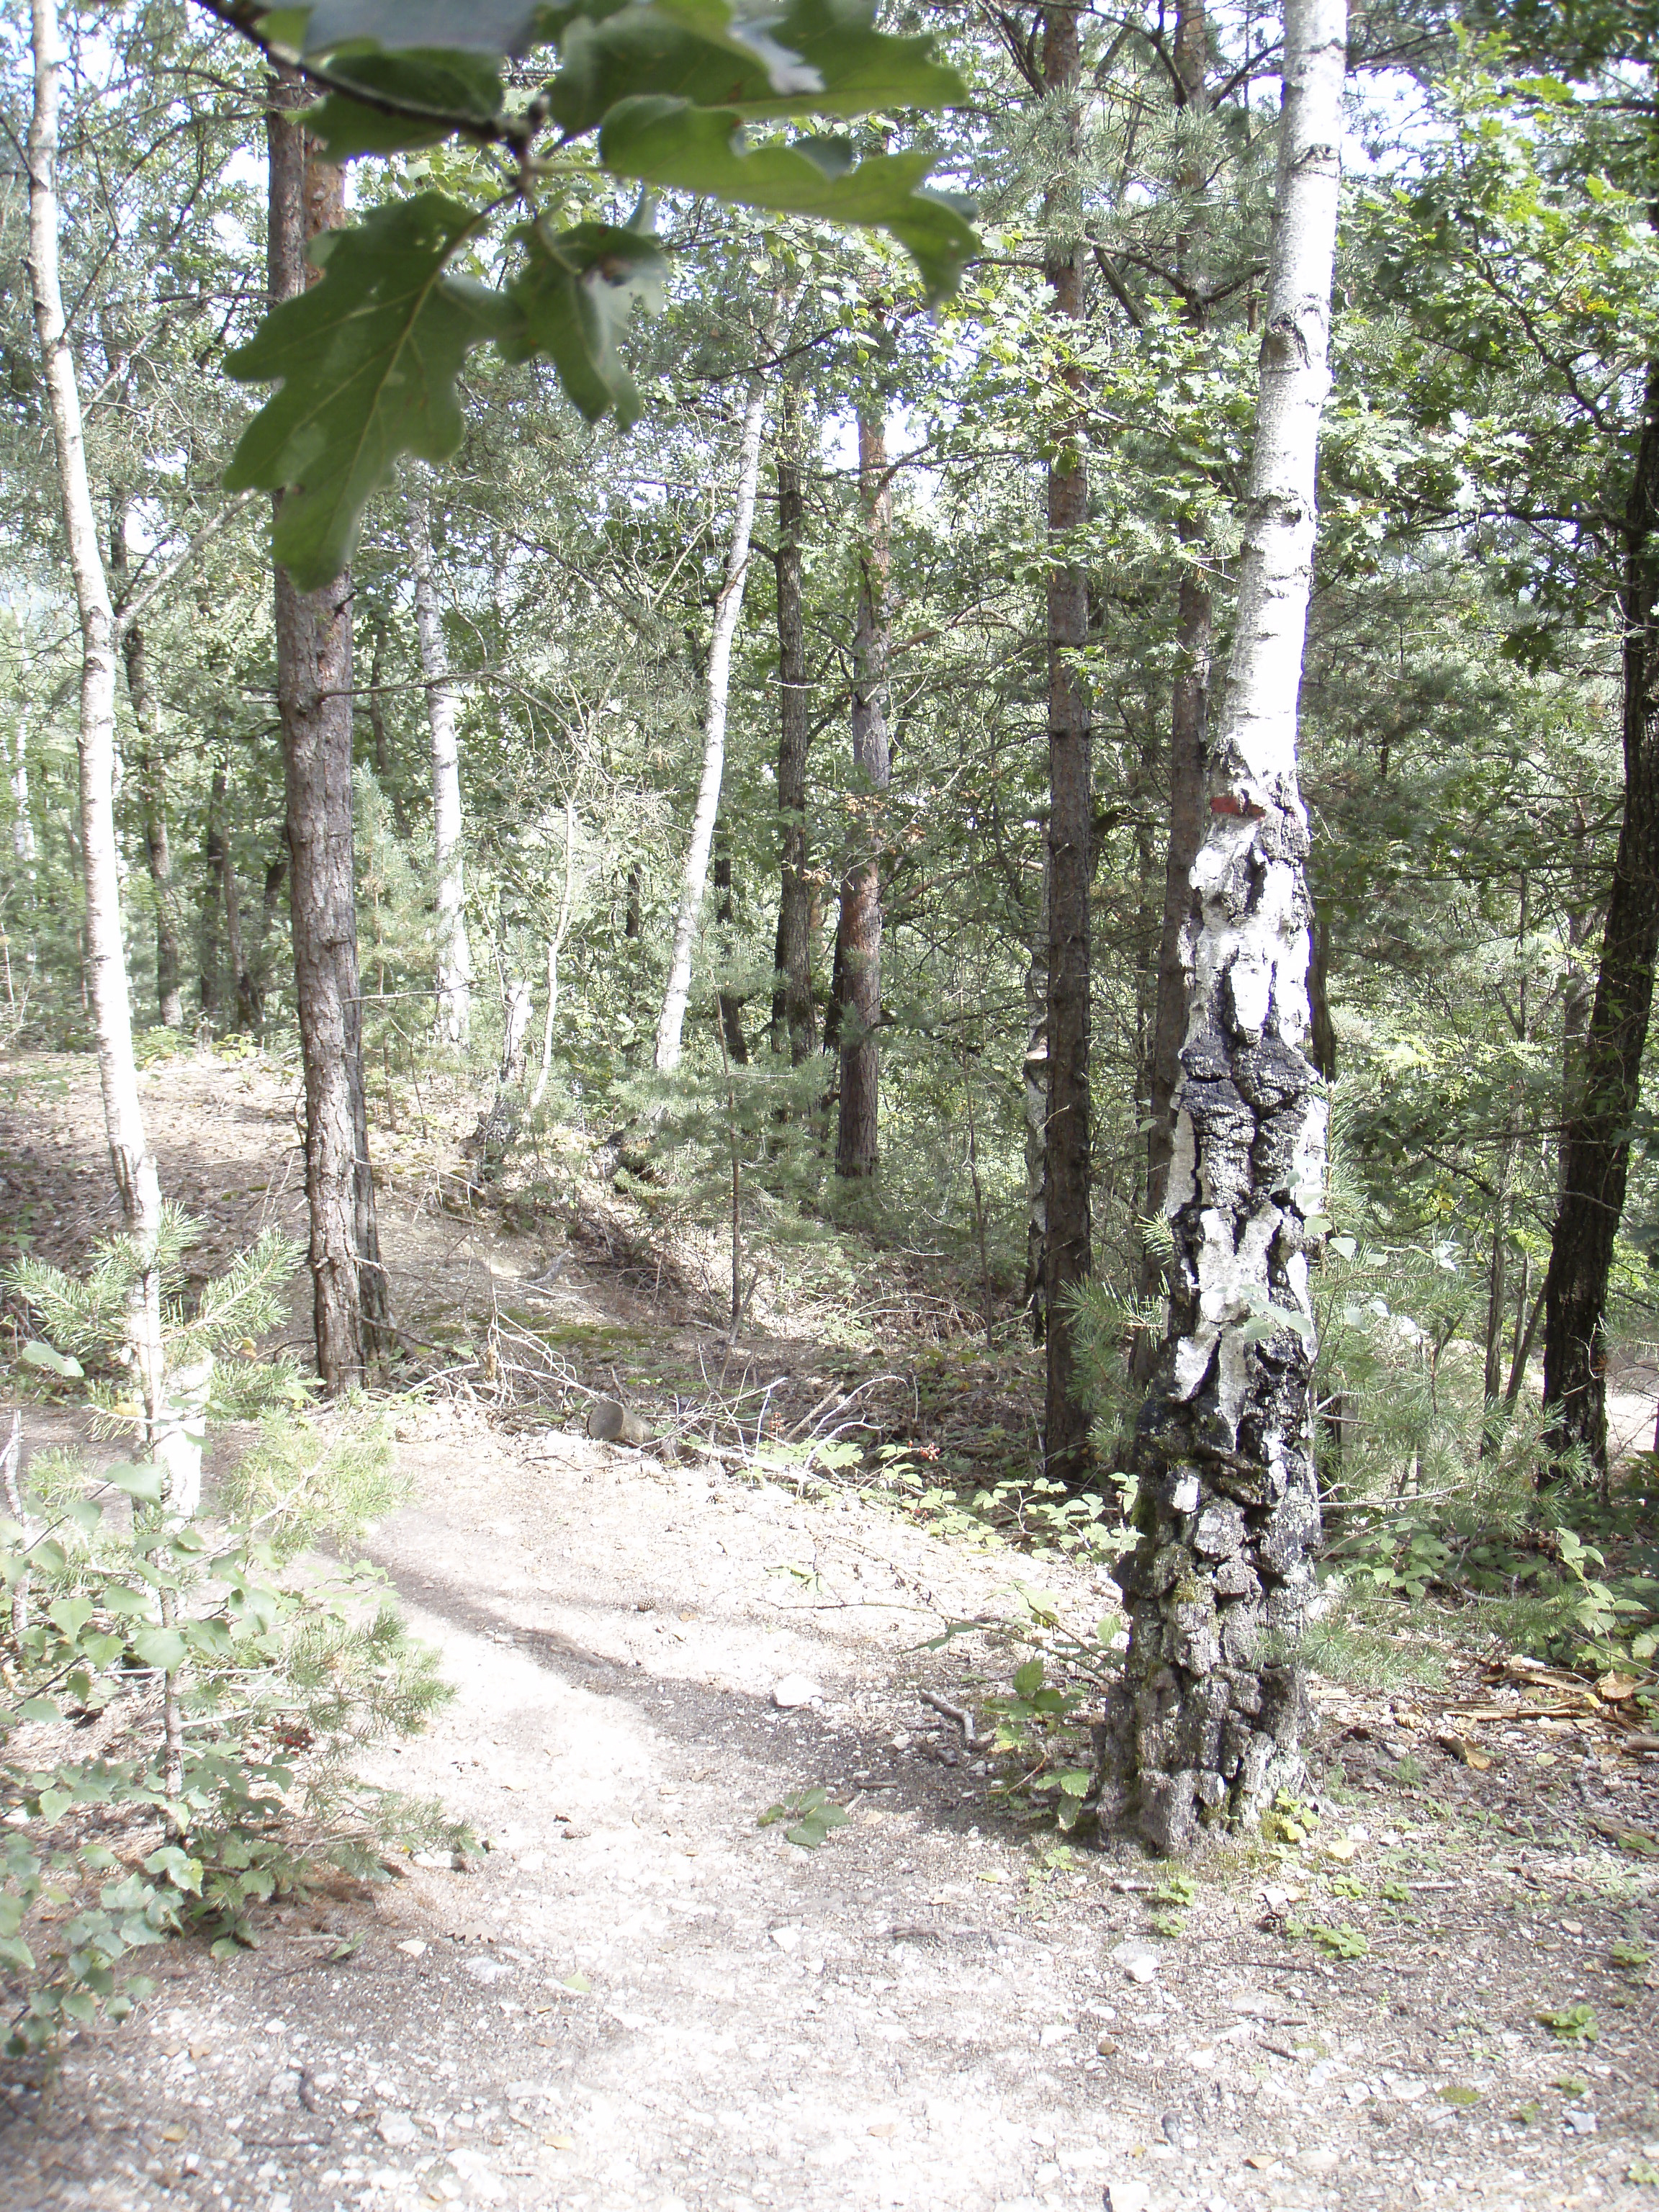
[2,1048,1658,2211]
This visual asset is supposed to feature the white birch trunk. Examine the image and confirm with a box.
[26,0,166,1434]
[8,716,37,865]
[1107,0,1346,1855]
[408,487,472,1047]
[653,368,770,1074]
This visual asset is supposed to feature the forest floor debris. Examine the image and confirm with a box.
[1,1047,1657,2211]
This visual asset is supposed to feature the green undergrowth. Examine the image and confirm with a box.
[0,1223,465,2054]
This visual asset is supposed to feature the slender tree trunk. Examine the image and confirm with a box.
[713,845,750,1066]
[25,0,164,1424]
[835,413,892,1179]
[268,71,389,1390]
[241,849,287,1030]
[531,795,576,1113]
[110,508,184,1030]
[200,750,226,1017]
[772,388,816,1065]
[367,621,408,838]
[1138,0,1213,1383]
[1022,850,1050,1334]
[1041,4,1094,1480]
[1545,364,1659,1474]
[408,488,472,1046]
[655,355,772,1074]
[1105,0,1345,1853]
[1306,893,1336,1079]
[223,816,247,1029]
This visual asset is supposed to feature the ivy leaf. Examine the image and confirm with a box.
[547,0,965,135]
[310,50,505,159]
[224,194,519,590]
[297,0,541,55]
[504,217,665,426]
[598,97,976,300]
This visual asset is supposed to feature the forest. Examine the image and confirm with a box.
[1,0,1659,2175]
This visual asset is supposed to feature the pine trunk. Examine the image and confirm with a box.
[772,392,816,1066]
[26,0,164,1419]
[1041,3,1094,1481]
[1543,363,1659,1473]
[409,490,472,1046]
[1105,0,1345,1853]
[655,359,771,1074]
[835,413,891,1179]
[268,73,389,1391]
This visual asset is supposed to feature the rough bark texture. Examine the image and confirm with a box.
[772,393,816,1066]
[409,489,472,1046]
[1544,364,1659,1473]
[110,513,184,1030]
[835,413,892,1180]
[655,358,772,1074]
[1041,4,1094,1481]
[269,74,389,1392]
[1105,0,1344,1854]
[27,0,165,1422]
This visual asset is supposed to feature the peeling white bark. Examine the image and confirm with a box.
[1110,0,1346,1855]
[655,361,772,1076]
[409,486,472,1047]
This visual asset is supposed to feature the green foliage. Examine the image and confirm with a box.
[219,0,976,583]
[1538,2002,1599,2045]
[0,1238,456,2054]
[225,195,515,586]
[757,1785,849,1848]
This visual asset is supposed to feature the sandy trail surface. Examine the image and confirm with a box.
[1,1050,1658,2212]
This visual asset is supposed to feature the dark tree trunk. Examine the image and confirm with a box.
[1148,560,1213,1207]
[1041,2,1094,1482]
[109,512,183,1029]
[240,848,287,1030]
[1307,895,1336,1080]
[199,750,225,1017]
[1136,0,1212,1384]
[1544,364,1659,1473]
[269,71,390,1391]
[772,390,815,1066]
[835,413,891,1180]
[222,799,246,1028]
[714,845,749,1066]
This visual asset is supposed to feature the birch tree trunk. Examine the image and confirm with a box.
[408,488,472,1046]
[269,70,390,1390]
[835,412,892,1178]
[1040,1,1094,1483]
[771,388,816,1066]
[26,0,166,1423]
[1105,0,1345,1854]
[655,361,771,1074]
